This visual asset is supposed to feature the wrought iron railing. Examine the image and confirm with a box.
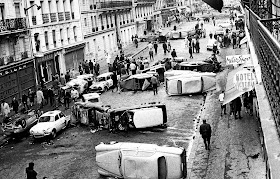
[21,51,28,59]
[50,13,57,23]
[0,18,27,32]
[65,12,71,21]
[42,14,50,24]
[58,12,64,21]
[99,1,132,9]
[247,6,280,135]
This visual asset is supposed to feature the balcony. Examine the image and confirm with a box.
[21,51,28,59]
[32,16,37,25]
[65,12,71,21]
[42,14,50,24]
[50,13,57,23]
[99,1,132,9]
[71,12,75,20]
[58,12,64,21]
[0,18,27,33]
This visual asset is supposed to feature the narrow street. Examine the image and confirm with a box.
[0,14,266,179]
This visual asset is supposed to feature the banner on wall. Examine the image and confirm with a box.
[226,54,251,65]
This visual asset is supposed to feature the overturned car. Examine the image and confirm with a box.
[95,142,187,179]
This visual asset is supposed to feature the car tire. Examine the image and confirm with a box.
[21,119,27,128]
[51,129,56,139]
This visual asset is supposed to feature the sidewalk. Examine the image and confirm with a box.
[187,51,266,178]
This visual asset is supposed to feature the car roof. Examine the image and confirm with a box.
[77,74,94,78]
[97,72,113,78]
[41,110,61,117]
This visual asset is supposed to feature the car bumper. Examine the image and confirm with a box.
[31,133,50,138]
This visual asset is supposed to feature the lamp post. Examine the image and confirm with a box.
[24,3,41,89]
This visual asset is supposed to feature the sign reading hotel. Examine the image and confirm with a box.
[226,54,251,65]
[233,70,256,92]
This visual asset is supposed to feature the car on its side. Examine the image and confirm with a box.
[66,78,88,94]
[95,142,187,179]
[2,110,39,136]
[81,93,101,104]
[29,110,70,139]
[89,72,113,92]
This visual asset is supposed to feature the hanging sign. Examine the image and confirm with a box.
[233,70,256,92]
[226,54,251,65]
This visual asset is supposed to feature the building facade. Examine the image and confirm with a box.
[0,0,35,103]
[24,0,85,86]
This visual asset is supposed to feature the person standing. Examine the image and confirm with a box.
[94,62,100,76]
[26,162,37,179]
[163,42,168,55]
[48,88,54,106]
[212,16,215,26]
[78,62,83,75]
[134,38,138,48]
[64,90,71,110]
[22,93,28,110]
[199,119,212,150]
[171,49,177,59]
[28,89,35,107]
[112,71,118,92]
[191,37,196,53]
[247,91,254,116]
[188,39,193,59]
[153,41,158,54]
[11,97,19,114]
[59,73,66,86]
[89,60,94,74]
[232,32,237,49]
[233,96,242,119]
[195,38,200,53]
[148,42,154,61]
[167,40,171,52]
[130,62,137,75]
[151,74,158,95]
[219,91,226,116]
[36,88,44,109]
[71,88,79,102]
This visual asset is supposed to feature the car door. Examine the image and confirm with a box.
[54,114,63,131]
[60,112,67,129]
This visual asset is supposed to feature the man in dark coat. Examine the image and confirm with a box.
[94,62,100,76]
[64,90,71,110]
[11,97,19,114]
[111,72,118,92]
[153,41,158,54]
[28,89,35,107]
[65,71,71,83]
[199,119,212,150]
[48,88,54,106]
[162,42,168,55]
[26,162,37,179]
[89,60,94,74]
[22,93,28,110]
[171,49,177,59]
[42,86,49,105]
[233,96,242,119]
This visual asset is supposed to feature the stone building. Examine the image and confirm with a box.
[25,0,85,86]
[0,0,35,103]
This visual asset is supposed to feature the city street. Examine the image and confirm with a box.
[0,13,266,179]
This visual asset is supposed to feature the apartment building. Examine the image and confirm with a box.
[0,0,35,103]
[25,0,85,86]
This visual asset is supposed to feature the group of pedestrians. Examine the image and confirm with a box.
[78,60,100,77]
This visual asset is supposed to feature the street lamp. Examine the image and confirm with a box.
[24,4,41,14]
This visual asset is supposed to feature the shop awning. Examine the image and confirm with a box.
[223,63,255,105]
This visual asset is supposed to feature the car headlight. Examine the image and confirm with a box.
[30,130,34,134]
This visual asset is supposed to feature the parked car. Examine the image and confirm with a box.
[29,110,71,139]
[166,75,216,95]
[2,110,39,136]
[95,142,187,179]
[139,34,158,42]
[81,93,101,104]
[158,35,167,43]
[66,78,88,94]
[89,72,113,92]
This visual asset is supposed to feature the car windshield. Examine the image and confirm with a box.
[39,116,52,122]
[88,98,99,103]
[97,77,106,82]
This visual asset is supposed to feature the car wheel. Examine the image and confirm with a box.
[21,119,27,128]
[104,86,108,92]
[51,129,56,139]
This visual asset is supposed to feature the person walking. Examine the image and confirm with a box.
[195,38,200,53]
[167,40,171,52]
[199,119,212,150]
[11,97,19,114]
[171,49,177,59]
[219,91,226,116]
[151,74,158,95]
[163,42,168,55]
[134,38,138,48]
[191,37,196,53]
[26,162,37,179]
[153,41,158,54]
[36,88,44,109]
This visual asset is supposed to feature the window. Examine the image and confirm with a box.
[87,42,90,52]
[52,30,56,47]
[55,115,59,121]
[0,3,4,20]
[44,31,49,49]
[59,113,65,118]
[48,1,51,13]
[14,3,20,18]
[73,26,77,42]
[84,18,87,26]
[91,16,94,27]
[67,27,70,43]
[60,29,63,45]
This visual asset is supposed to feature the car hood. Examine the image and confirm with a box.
[90,82,105,88]
[30,122,55,132]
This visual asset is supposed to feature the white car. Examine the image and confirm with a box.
[30,110,70,139]
[95,142,187,179]
[76,74,94,82]
[81,93,101,104]
[89,72,113,92]
[66,78,88,94]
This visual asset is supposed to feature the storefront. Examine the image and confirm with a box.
[64,43,85,72]
[0,58,36,103]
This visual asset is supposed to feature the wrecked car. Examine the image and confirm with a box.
[95,142,187,179]
[89,72,113,92]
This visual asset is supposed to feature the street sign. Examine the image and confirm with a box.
[226,54,251,65]
[233,69,256,92]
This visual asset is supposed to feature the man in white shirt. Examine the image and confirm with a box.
[148,42,153,51]
[1,100,10,118]
[219,91,226,116]
[71,88,79,102]
[130,62,137,75]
